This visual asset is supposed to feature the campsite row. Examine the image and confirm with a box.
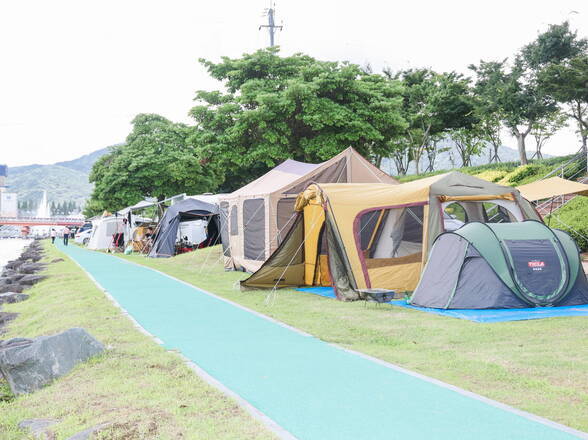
[83,147,588,311]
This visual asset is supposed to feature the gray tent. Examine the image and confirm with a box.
[410,221,588,309]
[149,198,220,258]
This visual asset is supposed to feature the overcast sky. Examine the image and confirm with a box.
[1,0,586,167]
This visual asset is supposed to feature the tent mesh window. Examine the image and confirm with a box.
[359,206,424,265]
[243,198,266,261]
[230,205,238,235]
[276,198,297,245]
[483,202,513,223]
[219,202,230,256]
[445,202,468,222]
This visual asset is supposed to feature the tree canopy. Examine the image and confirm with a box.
[85,114,221,216]
[190,48,407,191]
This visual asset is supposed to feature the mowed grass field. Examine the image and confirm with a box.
[0,244,275,440]
[123,245,588,433]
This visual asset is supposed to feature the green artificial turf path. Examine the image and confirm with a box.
[58,244,585,440]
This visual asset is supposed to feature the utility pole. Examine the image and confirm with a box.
[259,1,283,47]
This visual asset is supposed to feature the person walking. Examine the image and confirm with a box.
[50,228,56,244]
[63,226,70,246]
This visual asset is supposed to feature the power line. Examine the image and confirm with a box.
[259,1,283,47]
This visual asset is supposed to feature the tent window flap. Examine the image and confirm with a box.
[220,202,230,256]
[230,205,238,236]
[359,206,424,260]
[243,198,266,261]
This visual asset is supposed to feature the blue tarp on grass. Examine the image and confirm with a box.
[294,287,588,323]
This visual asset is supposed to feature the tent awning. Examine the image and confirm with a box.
[516,177,588,202]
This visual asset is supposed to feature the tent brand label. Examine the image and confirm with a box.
[528,261,545,271]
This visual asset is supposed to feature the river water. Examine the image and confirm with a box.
[0,239,32,271]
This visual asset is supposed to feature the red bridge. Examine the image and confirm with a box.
[0,217,85,227]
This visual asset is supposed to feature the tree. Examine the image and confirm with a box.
[87,114,222,214]
[478,112,503,163]
[389,69,477,174]
[539,55,588,153]
[530,111,568,159]
[523,22,588,155]
[470,59,557,165]
[451,127,485,167]
[520,22,587,70]
[191,49,407,190]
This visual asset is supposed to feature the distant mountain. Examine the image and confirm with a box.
[381,141,551,176]
[6,147,113,206]
[54,147,112,173]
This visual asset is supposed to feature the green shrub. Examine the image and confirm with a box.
[475,170,508,183]
[506,164,540,184]
[546,196,588,251]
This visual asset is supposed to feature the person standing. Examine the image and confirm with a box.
[63,226,70,246]
[50,228,56,244]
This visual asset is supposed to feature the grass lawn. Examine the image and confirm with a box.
[0,243,275,440]
[122,245,588,433]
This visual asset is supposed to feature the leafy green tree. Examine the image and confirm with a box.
[191,49,407,190]
[524,22,587,154]
[451,127,485,167]
[470,60,556,165]
[539,55,588,153]
[87,114,222,213]
[530,111,568,159]
[520,22,587,70]
[388,69,477,174]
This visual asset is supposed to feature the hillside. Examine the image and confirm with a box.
[6,147,111,206]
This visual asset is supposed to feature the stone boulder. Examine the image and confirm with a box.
[19,263,47,274]
[0,312,19,331]
[6,273,26,283]
[18,418,59,439]
[4,260,23,270]
[66,422,112,440]
[19,274,47,286]
[51,258,64,263]
[0,283,22,293]
[0,328,104,395]
[0,292,29,304]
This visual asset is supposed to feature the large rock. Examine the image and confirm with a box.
[4,260,23,270]
[0,312,19,332]
[0,328,104,395]
[18,418,59,439]
[66,422,112,440]
[0,292,29,304]
[0,284,22,293]
[19,274,47,286]
[19,263,47,274]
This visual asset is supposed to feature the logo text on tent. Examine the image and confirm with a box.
[528,261,545,271]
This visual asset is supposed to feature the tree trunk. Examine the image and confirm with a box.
[515,132,528,165]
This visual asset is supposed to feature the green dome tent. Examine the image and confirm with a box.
[410,221,588,309]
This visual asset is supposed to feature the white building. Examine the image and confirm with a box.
[0,191,18,217]
[0,165,18,217]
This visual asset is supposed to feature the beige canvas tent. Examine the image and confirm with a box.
[218,147,398,272]
[242,172,541,298]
